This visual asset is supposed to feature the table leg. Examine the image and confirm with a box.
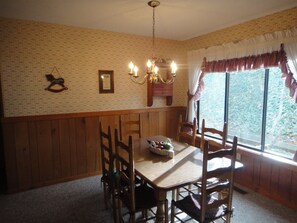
[155,189,167,223]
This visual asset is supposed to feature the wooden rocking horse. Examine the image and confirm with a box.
[44,67,68,93]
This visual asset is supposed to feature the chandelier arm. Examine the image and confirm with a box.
[129,74,149,85]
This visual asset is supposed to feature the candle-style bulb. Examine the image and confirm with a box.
[154,66,159,74]
[147,60,152,68]
[171,61,177,74]
[133,66,139,77]
[129,62,134,74]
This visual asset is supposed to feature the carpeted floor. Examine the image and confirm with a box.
[0,176,296,223]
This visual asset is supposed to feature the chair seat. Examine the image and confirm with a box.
[175,194,228,221]
[120,184,157,211]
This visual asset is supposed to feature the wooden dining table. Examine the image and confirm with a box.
[132,135,243,223]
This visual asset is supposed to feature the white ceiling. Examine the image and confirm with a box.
[1,0,297,41]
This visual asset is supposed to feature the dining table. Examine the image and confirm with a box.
[132,135,244,223]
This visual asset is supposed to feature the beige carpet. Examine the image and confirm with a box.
[0,176,296,223]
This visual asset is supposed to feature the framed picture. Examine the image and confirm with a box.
[99,70,114,93]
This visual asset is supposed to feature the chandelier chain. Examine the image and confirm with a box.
[152,6,155,57]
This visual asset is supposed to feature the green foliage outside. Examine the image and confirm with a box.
[199,67,297,159]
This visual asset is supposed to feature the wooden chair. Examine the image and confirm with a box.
[114,129,168,223]
[171,136,238,223]
[200,118,227,151]
[99,123,117,222]
[175,116,197,199]
[177,116,197,146]
[119,114,141,143]
[194,119,229,192]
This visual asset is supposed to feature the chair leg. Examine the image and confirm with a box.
[176,188,180,200]
[130,213,136,223]
[118,199,123,222]
[171,200,175,223]
[111,190,118,223]
[172,189,176,202]
[103,183,108,209]
[165,199,168,223]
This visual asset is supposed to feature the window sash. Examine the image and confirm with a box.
[198,67,296,159]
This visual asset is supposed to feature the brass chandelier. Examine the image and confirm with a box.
[128,0,177,85]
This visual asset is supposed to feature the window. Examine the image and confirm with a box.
[198,67,297,159]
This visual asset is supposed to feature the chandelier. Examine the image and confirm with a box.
[128,0,177,85]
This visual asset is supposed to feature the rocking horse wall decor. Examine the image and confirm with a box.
[44,66,68,93]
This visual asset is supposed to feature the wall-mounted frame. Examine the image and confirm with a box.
[99,70,114,93]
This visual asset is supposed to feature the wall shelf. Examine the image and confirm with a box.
[147,81,173,106]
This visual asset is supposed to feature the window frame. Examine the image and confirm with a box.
[197,67,295,159]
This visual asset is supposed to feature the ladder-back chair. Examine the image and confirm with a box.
[99,123,117,222]
[171,136,238,223]
[114,129,168,222]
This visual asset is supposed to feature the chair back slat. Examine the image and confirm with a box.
[206,181,230,195]
[208,148,233,159]
[207,166,232,179]
[200,119,227,151]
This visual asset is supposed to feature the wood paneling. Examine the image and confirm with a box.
[28,122,40,187]
[14,122,31,190]
[2,123,17,191]
[235,149,297,211]
[59,119,72,178]
[292,172,297,209]
[37,120,54,182]
[149,112,159,136]
[85,117,99,173]
[69,119,78,176]
[1,107,186,192]
[3,105,296,211]
[51,120,61,179]
[75,118,87,175]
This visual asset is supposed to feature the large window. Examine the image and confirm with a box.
[198,67,297,159]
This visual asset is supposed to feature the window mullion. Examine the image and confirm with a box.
[225,72,230,124]
[261,69,269,152]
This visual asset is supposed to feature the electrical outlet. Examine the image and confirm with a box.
[236,153,241,161]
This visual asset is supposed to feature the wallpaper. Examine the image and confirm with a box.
[184,7,297,50]
[0,19,188,117]
[1,7,297,117]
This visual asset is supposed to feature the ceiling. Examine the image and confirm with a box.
[1,0,297,41]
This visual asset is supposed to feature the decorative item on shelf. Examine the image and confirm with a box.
[44,66,68,93]
[128,0,177,85]
[147,138,174,158]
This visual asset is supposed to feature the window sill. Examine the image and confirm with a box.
[236,146,297,171]
[196,134,297,171]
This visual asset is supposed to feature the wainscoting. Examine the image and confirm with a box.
[1,106,186,193]
[234,148,297,211]
[2,107,297,211]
